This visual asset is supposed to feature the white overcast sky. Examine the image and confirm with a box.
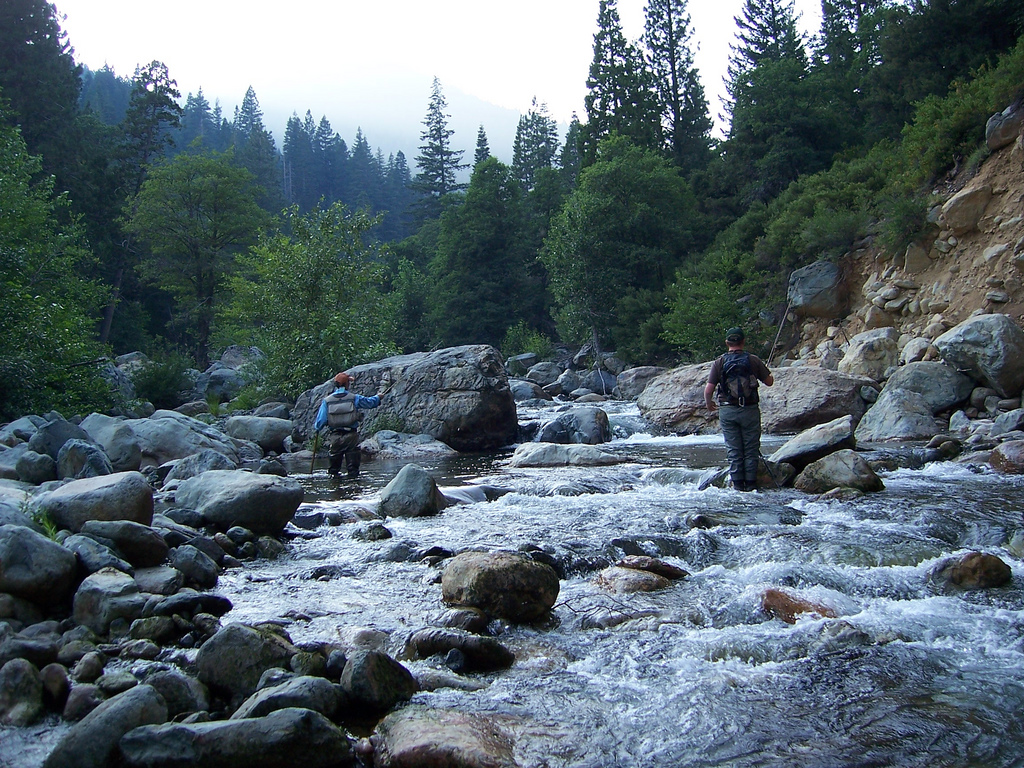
[53,0,822,159]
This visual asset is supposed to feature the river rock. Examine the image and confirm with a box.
[441,551,559,623]
[373,705,517,768]
[854,389,942,442]
[231,675,342,720]
[196,623,296,705]
[934,314,1024,397]
[174,470,302,535]
[403,628,515,672]
[538,406,611,445]
[57,438,114,480]
[597,566,672,593]
[581,368,617,395]
[80,520,169,568]
[191,362,247,403]
[225,416,293,453]
[0,524,78,606]
[378,463,449,518]
[73,567,147,636]
[42,684,168,768]
[788,259,849,319]
[79,413,143,472]
[525,361,564,387]
[508,442,623,467]
[119,706,352,768]
[0,657,43,726]
[509,378,551,401]
[0,415,43,446]
[769,415,856,472]
[339,649,418,714]
[128,410,241,467]
[937,551,1013,589]
[295,345,518,452]
[615,366,667,400]
[15,449,57,485]
[360,430,459,460]
[940,185,992,235]
[837,327,899,382]
[27,418,92,461]
[134,566,184,596]
[990,409,1024,437]
[883,361,975,414]
[163,448,238,483]
[40,661,71,710]
[143,588,232,619]
[170,544,220,589]
[143,669,210,719]
[793,449,885,494]
[31,471,154,533]
[761,588,838,624]
[990,440,1024,473]
[63,533,133,575]
[987,102,1024,150]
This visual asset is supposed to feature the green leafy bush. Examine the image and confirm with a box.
[130,350,194,410]
[501,321,554,362]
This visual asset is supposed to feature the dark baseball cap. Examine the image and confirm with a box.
[726,327,745,342]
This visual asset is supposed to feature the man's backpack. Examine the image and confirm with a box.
[326,392,359,429]
[719,351,759,406]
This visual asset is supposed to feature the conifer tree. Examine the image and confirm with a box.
[512,97,560,191]
[413,77,467,218]
[474,125,491,167]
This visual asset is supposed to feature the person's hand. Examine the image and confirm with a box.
[706,401,718,413]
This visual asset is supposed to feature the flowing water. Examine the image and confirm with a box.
[6,401,1024,768]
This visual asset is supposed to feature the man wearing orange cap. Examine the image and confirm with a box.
[313,372,382,478]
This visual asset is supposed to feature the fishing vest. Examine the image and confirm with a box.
[326,391,360,429]
[718,351,760,406]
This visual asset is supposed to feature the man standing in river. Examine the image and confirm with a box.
[314,372,382,478]
[704,327,774,491]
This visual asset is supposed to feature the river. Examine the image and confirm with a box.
[7,401,1024,767]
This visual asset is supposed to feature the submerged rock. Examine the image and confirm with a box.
[794,449,885,495]
[761,588,838,624]
[441,551,559,623]
[373,705,517,768]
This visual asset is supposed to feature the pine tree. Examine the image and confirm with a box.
[512,97,560,191]
[180,88,215,147]
[474,125,491,167]
[413,77,467,218]
[643,0,713,173]
[559,114,583,188]
[121,61,182,194]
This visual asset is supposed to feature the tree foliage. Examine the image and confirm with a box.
[413,77,467,217]
[224,203,398,396]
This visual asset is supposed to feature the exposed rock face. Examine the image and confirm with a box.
[837,327,899,382]
[373,706,517,768]
[31,471,154,533]
[0,524,78,606]
[294,345,518,452]
[986,102,1024,151]
[793,449,885,494]
[378,464,449,518]
[934,314,1024,397]
[441,551,559,623]
[769,415,856,472]
[789,259,849,319]
[638,364,872,435]
[119,707,352,768]
[174,470,303,535]
[883,361,975,414]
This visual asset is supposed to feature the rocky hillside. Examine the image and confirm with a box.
[782,127,1024,365]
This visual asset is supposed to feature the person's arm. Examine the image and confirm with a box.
[754,356,774,386]
[313,399,328,430]
[704,381,718,412]
[354,393,381,409]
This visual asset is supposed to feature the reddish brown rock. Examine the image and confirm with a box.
[761,588,838,624]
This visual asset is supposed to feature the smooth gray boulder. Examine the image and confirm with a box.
[73,567,148,636]
[794,449,885,494]
[31,471,154,533]
[163,448,237,484]
[442,551,560,623]
[883,361,974,414]
[225,416,293,453]
[142,669,210,720]
[294,345,518,452]
[119,707,352,768]
[987,102,1024,150]
[525,361,564,387]
[991,408,1024,437]
[15,450,57,485]
[196,623,296,705]
[0,524,78,606]
[940,185,992,236]
[27,419,92,461]
[854,389,942,442]
[537,407,611,445]
[934,314,1024,397]
[127,410,242,467]
[374,705,517,768]
[616,366,667,400]
[339,649,418,714]
[42,684,168,768]
[788,259,849,319]
[508,442,624,467]
[402,628,515,672]
[174,470,302,535]
[509,378,551,402]
[769,415,856,472]
[360,431,458,461]
[63,533,133,575]
[79,413,143,472]
[57,439,114,480]
[81,520,169,568]
[378,464,449,518]
[837,327,899,382]
[230,675,342,720]
[0,657,44,726]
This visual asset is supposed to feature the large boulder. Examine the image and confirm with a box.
[42,684,168,768]
[373,706,517,768]
[402,628,516,672]
[537,407,611,445]
[31,471,154,533]
[525,361,564,387]
[119,707,352,768]
[378,464,449,518]
[0,524,78,606]
[224,416,293,453]
[508,442,624,468]
[127,411,242,467]
[788,259,849,319]
[793,449,885,494]
[174,470,303,535]
[360,431,459,461]
[854,389,943,442]
[638,364,872,435]
[293,345,518,452]
[934,315,1024,398]
[0,657,43,726]
[26,418,92,461]
[990,440,1024,474]
[72,567,148,636]
[986,102,1024,151]
[195,623,296,705]
[79,413,143,472]
[441,551,559,623]
[882,361,975,414]
[615,366,667,400]
[80,520,169,568]
[231,676,342,721]
[57,439,113,480]
[768,415,856,472]
[940,185,992,236]
[837,327,899,382]
[339,649,418,714]
[163,448,237,483]
[191,363,247,404]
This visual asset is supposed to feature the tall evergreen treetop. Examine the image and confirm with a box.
[474,124,491,167]
[512,97,560,191]
[413,77,467,216]
[121,61,182,194]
